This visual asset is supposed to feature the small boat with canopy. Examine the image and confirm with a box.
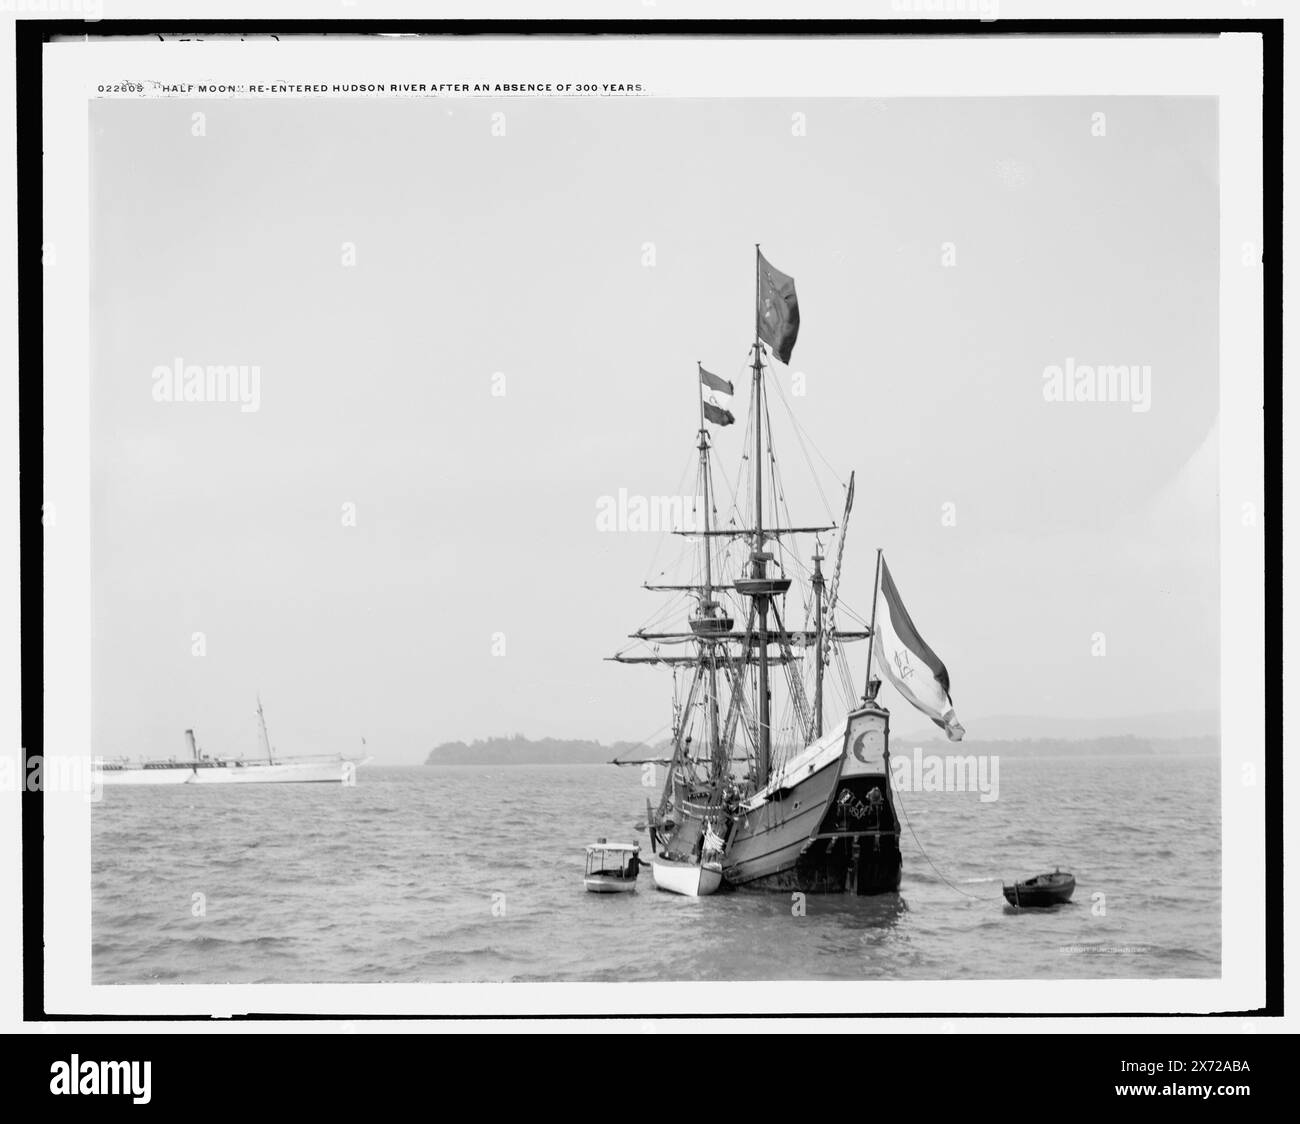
[584,840,642,893]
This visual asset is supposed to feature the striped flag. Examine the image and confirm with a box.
[700,365,735,427]
[874,557,965,741]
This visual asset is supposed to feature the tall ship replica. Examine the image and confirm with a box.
[94,697,369,786]
[612,248,965,897]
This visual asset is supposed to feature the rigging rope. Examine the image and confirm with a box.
[640,441,701,585]
[625,344,877,787]
[767,368,848,509]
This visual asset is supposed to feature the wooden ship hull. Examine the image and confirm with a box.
[723,704,901,894]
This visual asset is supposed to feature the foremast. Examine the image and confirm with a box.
[695,368,722,774]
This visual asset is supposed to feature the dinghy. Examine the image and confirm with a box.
[1003,869,1075,908]
[650,855,723,897]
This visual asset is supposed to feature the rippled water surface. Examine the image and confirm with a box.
[92,756,1220,983]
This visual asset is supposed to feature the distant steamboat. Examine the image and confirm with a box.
[94,698,367,786]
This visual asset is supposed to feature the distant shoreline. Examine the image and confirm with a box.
[425,733,1219,766]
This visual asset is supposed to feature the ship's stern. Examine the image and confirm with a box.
[813,700,903,894]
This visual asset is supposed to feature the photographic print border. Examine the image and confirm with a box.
[18,15,1282,1022]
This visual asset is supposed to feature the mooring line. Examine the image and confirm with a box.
[892,784,1002,903]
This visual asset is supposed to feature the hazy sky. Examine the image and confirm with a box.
[90,95,1219,763]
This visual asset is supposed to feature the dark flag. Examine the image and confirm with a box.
[699,365,735,426]
[757,251,800,364]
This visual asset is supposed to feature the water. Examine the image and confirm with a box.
[92,755,1220,983]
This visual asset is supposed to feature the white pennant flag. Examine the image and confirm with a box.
[873,557,965,741]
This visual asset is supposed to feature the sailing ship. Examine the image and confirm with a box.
[93,697,369,786]
[612,248,964,896]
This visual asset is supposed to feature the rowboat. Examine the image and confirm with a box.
[650,855,723,897]
[1003,869,1075,908]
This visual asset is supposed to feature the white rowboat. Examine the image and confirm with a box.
[651,856,723,897]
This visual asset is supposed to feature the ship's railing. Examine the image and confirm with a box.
[678,797,726,818]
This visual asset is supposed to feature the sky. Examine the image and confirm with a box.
[89,95,1219,764]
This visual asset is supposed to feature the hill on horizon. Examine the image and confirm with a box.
[424,733,652,766]
[425,724,1219,765]
[893,709,1219,743]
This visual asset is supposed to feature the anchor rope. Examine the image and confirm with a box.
[891,783,1002,903]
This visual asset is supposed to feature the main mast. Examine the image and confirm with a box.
[751,244,771,787]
